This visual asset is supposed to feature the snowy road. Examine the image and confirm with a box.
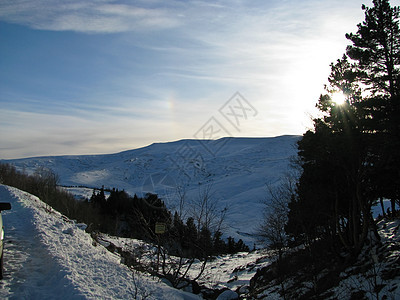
[0,186,82,299]
[0,185,200,299]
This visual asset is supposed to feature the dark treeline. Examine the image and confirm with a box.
[0,163,248,258]
[89,187,249,257]
[0,164,79,216]
[286,0,400,259]
[252,1,400,298]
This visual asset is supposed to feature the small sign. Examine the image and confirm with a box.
[155,222,166,234]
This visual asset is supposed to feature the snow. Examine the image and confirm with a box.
[0,184,201,299]
[371,198,399,218]
[3,135,300,245]
[327,218,400,299]
[99,233,274,293]
[62,187,110,201]
[0,132,398,299]
[189,251,272,291]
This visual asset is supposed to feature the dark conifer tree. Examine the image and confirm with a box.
[287,0,400,257]
[90,186,106,209]
[346,0,400,213]
[183,217,198,257]
[198,226,212,257]
[213,231,226,255]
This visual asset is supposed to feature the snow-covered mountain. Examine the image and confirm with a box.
[2,135,300,244]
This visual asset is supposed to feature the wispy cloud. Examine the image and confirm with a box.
[0,0,181,33]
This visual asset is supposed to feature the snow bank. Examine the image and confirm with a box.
[0,185,200,299]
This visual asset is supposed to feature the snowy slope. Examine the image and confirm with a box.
[2,135,300,244]
[101,233,274,294]
[0,184,200,299]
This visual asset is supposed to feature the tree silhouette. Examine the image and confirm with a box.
[288,0,400,257]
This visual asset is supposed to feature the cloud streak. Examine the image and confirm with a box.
[0,0,181,33]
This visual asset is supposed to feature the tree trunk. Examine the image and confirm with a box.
[355,182,371,254]
[391,198,396,217]
[380,198,386,217]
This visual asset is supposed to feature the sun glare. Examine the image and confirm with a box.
[331,92,346,105]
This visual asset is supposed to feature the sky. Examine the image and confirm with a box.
[1,0,394,159]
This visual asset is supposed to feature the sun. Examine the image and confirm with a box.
[331,92,346,105]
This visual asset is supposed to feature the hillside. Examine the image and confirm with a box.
[1,184,398,299]
[249,216,400,299]
[2,135,300,244]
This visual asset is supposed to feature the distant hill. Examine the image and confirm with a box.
[2,135,300,244]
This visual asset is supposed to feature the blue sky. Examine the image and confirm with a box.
[0,0,387,158]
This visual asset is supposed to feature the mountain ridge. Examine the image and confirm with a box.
[2,135,300,244]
